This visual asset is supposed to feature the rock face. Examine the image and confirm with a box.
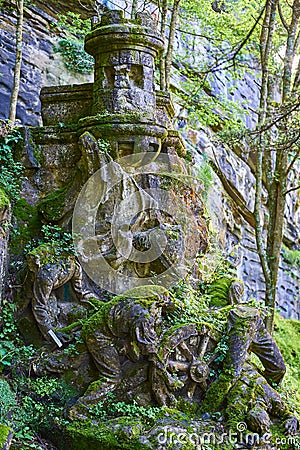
[0,5,298,450]
[190,128,300,318]
[0,0,299,317]
[0,2,93,126]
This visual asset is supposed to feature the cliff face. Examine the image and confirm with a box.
[0,1,94,125]
[190,127,300,318]
[0,0,299,317]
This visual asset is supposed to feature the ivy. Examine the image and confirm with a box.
[26,224,76,267]
[40,224,75,255]
[55,39,94,74]
[53,12,94,74]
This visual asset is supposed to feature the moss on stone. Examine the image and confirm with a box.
[11,198,41,251]
[55,321,82,334]
[37,185,69,222]
[0,188,10,209]
[207,277,234,307]
[65,417,146,449]
[81,297,120,340]
[82,287,169,341]
[0,424,12,448]
[27,243,56,266]
[200,368,234,415]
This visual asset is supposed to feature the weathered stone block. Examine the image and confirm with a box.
[119,49,140,65]
[40,84,93,126]
[140,52,154,68]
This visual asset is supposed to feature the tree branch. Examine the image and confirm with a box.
[278,0,289,30]
[284,184,300,195]
[286,147,300,174]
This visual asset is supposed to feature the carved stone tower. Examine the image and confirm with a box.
[39,10,185,162]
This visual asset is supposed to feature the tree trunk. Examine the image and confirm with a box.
[8,0,24,124]
[165,0,181,91]
[131,0,138,19]
[254,0,278,333]
[159,0,169,91]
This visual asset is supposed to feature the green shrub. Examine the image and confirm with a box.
[0,379,16,423]
[0,123,23,203]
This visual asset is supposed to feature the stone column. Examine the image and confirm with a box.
[81,10,168,158]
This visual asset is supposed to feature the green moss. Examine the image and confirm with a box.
[32,145,43,166]
[282,245,300,268]
[55,321,82,334]
[82,288,169,341]
[207,277,234,307]
[274,313,300,368]
[200,368,234,415]
[274,313,300,417]
[0,424,12,447]
[11,198,41,252]
[0,188,10,208]
[65,418,146,449]
[269,423,297,449]
[0,379,17,420]
[37,185,69,222]
[81,297,119,340]
[175,398,198,418]
[27,243,56,265]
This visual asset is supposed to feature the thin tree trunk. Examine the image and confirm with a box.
[159,0,169,91]
[165,0,181,90]
[282,0,300,101]
[254,0,278,333]
[131,0,138,19]
[265,147,287,332]
[8,0,24,124]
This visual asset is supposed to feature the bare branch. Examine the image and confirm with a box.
[286,148,300,174]
[284,184,300,194]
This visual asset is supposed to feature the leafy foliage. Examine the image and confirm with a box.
[173,0,263,129]
[0,296,75,447]
[55,39,94,74]
[26,224,76,267]
[0,122,23,202]
[53,12,93,74]
[40,224,75,255]
[89,392,161,424]
[282,246,300,269]
[56,12,91,39]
